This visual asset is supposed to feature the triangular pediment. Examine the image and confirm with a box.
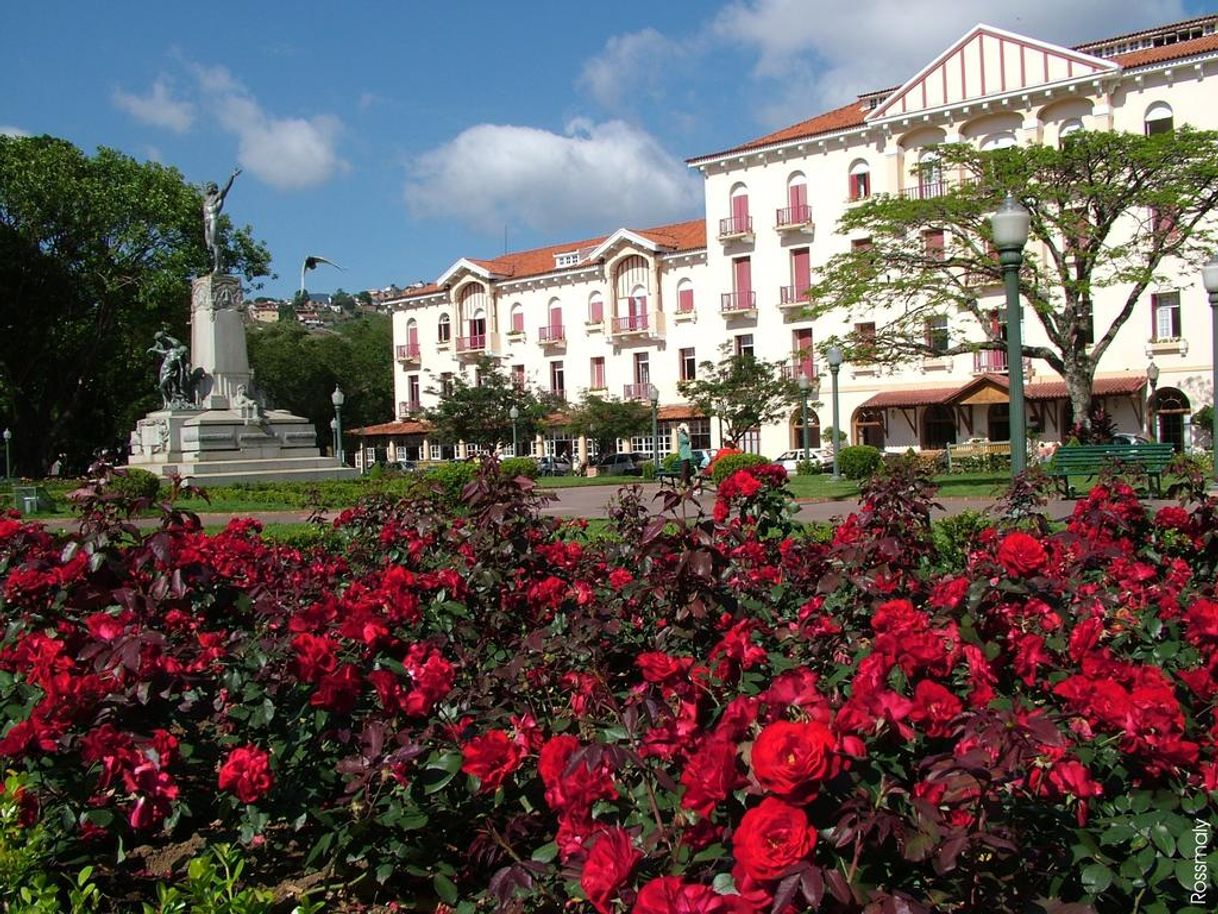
[867,24,1118,122]
[951,374,1010,406]
[587,228,665,262]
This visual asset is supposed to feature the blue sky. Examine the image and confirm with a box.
[4,1,1206,300]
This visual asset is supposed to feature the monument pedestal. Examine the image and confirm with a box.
[127,275,357,485]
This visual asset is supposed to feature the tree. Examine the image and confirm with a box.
[247,314,392,448]
[424,357,557,450]
[563,393,650,456]
[807,128,1218,424]
[677,344,799,445]
[0,135,270,473]
[331,288,356,312]
[356,290,373,308]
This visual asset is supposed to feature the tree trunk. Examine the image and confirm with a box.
[1063,365,1094,438]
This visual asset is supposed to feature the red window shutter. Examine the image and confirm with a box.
[789,183,807,211]
[732,193,749,226]
[735,258,752,295]
[678,288,694,312]
[792,249,811,290]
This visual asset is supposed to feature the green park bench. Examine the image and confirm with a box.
[12,485,54,513]
[1047,443,1175,498]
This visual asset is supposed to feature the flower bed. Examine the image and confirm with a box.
[1,460,1216,912]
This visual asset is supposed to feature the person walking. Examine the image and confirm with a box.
[677,423,693,485]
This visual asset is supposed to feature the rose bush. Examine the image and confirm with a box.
[0,458,1215,913]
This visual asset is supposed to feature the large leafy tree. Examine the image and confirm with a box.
[424,357,558,450]
[808,128,1218,423]
[246,314,392,448]
[563,393,650,456]
[0,135,270,473]
[678,344,799,445]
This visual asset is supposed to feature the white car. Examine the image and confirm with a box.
[774,448,831,473]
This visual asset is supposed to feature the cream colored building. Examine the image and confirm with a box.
[379,15,1218,463]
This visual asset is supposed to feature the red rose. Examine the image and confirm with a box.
[581,827,641,914]
[1184,598,1218,646]
[218,745,274,804]
[637,651,693,683]
[680,738,742,816]
[996,531,1047,577]
[290,632,338,683]
[907,680,963,738]
[461,729,523,792]
[750,720,836,800]
[634,876,727,914]
[732,797,817,882]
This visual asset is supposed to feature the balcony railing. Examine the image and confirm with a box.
[395,343,421,361]
[718,215,754,239]
[775,204,813,230]
[612,313,649,333]
[901,179,950,200]
[780,355,817,383]
[537,324,565,344]
[398,400,422,418]
[720,291,757,314]
[973,350,1008,374]
[623,383,655,401]
[549,387,567,402]
[779,285,809,310]
[456,334,486,353]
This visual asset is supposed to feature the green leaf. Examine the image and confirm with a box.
[1081,863,1113,894]
[433,873,458,905]
[1149,823,1176,857]
[531,842,558,864]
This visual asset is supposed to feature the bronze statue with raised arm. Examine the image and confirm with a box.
[203,167,241,273]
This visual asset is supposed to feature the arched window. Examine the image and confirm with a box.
[509,302,524,334]
[588,291,604,323]
[1151,387,1191,451]
[614,255,650,326]
[917,150,943,199]
[437,313,451,343]
[980,131,1016,150]
[1145,102,1174,136]
[782,172,809,225]
[1058,118,1084,146]
[676,279,694,314]
[848,160,871,201]
[725,183,751,235]
[852,407,883,449]
[790,408,822,450]
[545,297,563,342]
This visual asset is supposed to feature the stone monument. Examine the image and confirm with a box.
[127,171,356,485]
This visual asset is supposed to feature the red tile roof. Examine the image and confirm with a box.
[1109,32,1218,69]
[390,219,706,302]
[351,420,431,436]
[858,373,1147,409]
[687,99,870,163]
[689,23,1218,165]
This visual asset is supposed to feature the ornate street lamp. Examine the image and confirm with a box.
[329,417,338,457]
[798,374,811,466]
[991,194,1031,475]
[509,405,520,457]
[826,346,844,480]
[1146,359,1160,442]
[2,428,10,480]
[649,385,660,466]
[331,385,346,465]
[1202,253,1218,490]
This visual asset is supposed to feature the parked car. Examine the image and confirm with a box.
[1111,432,1150,446]
[593,452,646,476]
[774,448,832,473]
[537,455,573,476]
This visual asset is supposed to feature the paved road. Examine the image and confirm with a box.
[32,482,1170,532]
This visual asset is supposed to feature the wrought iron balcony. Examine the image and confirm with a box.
[718,215,754,241]
[720,291,757,315]
[775,204,813,231]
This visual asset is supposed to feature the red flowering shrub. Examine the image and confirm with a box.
[1,459,1217,912]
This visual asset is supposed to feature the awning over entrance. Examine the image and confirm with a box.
[858,372,1148,410]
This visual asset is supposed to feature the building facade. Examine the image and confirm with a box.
[378,15,1218,465]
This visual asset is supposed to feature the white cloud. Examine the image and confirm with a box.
[580,28,680,110]
[712,0,1189,116]
[112,78,195,133]
[192,64,346,191]
[0,126,31,137]
[405,119,701,236]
